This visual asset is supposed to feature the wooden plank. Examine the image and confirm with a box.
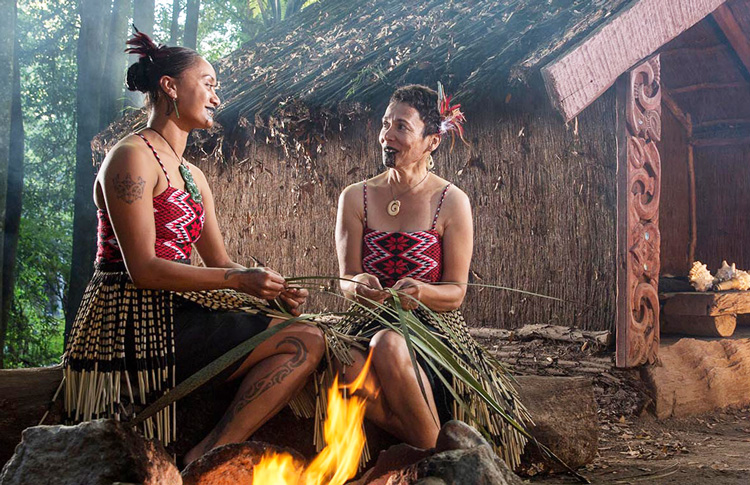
[641,337,750,418]
[713,3,750,76]
[662,313,737,337]
[542,0,727,122]
[661,291,750,316]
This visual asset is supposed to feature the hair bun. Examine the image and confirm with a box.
[125,57,151,93]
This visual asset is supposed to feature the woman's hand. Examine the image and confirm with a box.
[225,267,285,300]
[352,273,388,305]
[391,277,423,311]
[277,287,309,316]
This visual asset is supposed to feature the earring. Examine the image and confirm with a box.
[427,154,435,170]
[172,97,180,119]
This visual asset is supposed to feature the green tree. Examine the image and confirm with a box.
[4,0,78,368]
[0,0,17,368]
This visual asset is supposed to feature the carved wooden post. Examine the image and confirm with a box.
[616,56,661,368]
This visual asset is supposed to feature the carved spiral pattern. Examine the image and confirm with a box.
[618,55,661,367]
[627,57,662,142]
[628,137,661,221]
[628,281,660,364]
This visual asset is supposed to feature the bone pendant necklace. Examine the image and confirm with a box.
[387,171,429,217]
[147,128,203,204]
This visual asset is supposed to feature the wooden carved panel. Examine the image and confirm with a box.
[616,56,661,368]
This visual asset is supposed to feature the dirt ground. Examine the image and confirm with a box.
[475,334,750,485]
[537,396,750,484]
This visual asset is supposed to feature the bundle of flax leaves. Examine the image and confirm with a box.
[131,276,588,483]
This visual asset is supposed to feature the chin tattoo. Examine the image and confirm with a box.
[383,152,396,168]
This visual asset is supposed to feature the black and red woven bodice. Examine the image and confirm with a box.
[96,133,205,263]
[361,180,450,288]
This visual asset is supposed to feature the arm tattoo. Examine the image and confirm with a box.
[203,336,308,450]
[224,268,253,280]
[113,173,146,204]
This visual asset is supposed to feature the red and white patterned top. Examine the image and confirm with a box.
[96,133,205,263]
[361,181,450,288]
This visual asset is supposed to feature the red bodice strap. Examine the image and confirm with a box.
[361,181,450,288]
[96,133,205,263]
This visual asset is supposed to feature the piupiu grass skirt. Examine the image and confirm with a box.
[327,304,531,469]
[62,263,272,447]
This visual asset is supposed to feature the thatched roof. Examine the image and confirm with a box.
[95,0,636,159]
[215,0,633,128]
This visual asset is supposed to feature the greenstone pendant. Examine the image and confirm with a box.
[179,163,202,204]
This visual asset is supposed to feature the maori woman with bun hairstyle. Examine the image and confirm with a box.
[62,30,324,466]
[332,84,531,467]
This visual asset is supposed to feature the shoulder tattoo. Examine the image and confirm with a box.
[113,173,146,204]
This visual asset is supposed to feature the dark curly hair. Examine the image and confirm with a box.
[389,85,441,137]
[125,29,201,109]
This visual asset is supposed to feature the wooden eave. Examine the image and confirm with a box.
[541,0,729,122]
[712,3,750,76]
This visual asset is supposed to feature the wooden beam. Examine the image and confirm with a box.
[691,120,750,146]
[670,81,748,94]
[662,89,692,134]
[692,118,750,129]
[713,3,750,76]
[542,0,727,122]
[687,143,697,265]
[692,135,750,146]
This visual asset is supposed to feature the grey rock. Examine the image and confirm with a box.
[0,419,181,485]
[388,446,523,485]
[434,420,489,452]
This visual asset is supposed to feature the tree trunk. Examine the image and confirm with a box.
[0,0,16,369]
[66,0,110,339]
[1,38,24,369]
[126,0,155,109]
[99,0,129,125]
[184,0,200,50]
[169,0,181,45]
[133,0,155,36]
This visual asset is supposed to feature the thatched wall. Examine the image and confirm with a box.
[694,142,750,270]
[190,88,617,332]
[657,109,691,276]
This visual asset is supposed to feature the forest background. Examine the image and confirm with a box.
[0,0,316,369]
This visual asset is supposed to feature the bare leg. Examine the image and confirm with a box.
[337,330,440,449]
[184,321,324,464]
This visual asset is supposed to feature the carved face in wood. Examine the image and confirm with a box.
[379,102,440,169]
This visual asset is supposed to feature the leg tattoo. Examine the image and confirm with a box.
[202,336,308,450]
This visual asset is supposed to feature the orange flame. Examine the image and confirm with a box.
[253,353,374,485]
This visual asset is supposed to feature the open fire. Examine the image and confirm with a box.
[252,353,375,485]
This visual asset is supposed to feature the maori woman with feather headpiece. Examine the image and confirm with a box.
[331,84,531,467]
[62,29,324,466]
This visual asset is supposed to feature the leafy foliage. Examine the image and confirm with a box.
[153,0,317,62]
